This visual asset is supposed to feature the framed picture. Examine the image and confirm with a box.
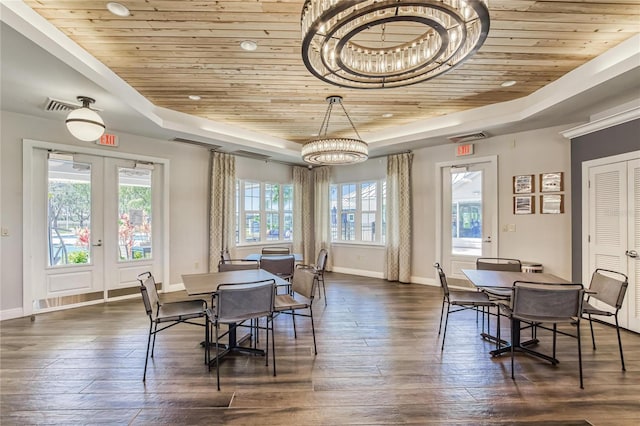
[541,194,564,214]
[513,174,534,194]
[514,196,535,215]
[540,172,564,192]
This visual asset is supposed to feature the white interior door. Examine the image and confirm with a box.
[439,158,498,278]
[29,149,162,312]
[586,153,640,332]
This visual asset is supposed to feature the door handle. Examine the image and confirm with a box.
[92,239,103,247]
[626,250,638,258]
[482,236,492,243]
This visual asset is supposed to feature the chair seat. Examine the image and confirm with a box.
[482,287,512,299]
[582,301,614,317]
[274,294,309,311]
[157,300,207,322]
[511,312,579,324]
[449,290,492,306]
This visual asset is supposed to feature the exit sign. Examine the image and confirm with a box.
[456,143,474,156]
[97,133,119,147]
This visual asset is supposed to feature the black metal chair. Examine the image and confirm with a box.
[137,272,207,382]
[260,255,295,293]
[274,268,318,355]
[501,281,585,388]
[206,279,276,390]
[297,248,328,305]
[433,263,495,350]
[583,268,629,371]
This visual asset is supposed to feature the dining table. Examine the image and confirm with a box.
[181,269,289,361]
[244,253,303,262]
[461,269,570,358]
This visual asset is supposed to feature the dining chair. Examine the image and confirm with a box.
[260,255,295,292]
[137,272,208,382]
[433,263,495,350]
[583,268,629,371]
[501,281,585,388]
[206,279,276,390]
[262,246,290,255]
[476,257,522,300]
[297,248,328,305]
[218,259,259,271]
[274,267,318,355]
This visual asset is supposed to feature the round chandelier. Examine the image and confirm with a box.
[302,96,368,165]
[65,96,106,142]
[301,0,490,89]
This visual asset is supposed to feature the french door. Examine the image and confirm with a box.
[584,152,640,332]
[438,156,498,278]
[25,144,165,313]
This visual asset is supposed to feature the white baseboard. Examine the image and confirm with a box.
[0,307,25,321]
[409,276,439,287]
[164,282,186,292]
[331,266,384,279]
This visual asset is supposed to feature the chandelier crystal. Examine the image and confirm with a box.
[301,0,490,89]
[302,96,368,165]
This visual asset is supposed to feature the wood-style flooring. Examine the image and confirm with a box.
[1,273,639,425]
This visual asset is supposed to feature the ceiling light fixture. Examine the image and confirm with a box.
[301,0,490,89]
[302,96,368,165]
[240,40,258,51]
[188,95,201,100]
[65,96,106,142]
[106,2,130,17]
[382,113,394,118]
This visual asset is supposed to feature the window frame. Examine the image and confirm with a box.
[236,180,293,245]
[330,179,386,245]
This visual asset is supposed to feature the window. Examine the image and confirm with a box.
[118,167,152,261]
[236,181,293,244]
[330,180,386,243]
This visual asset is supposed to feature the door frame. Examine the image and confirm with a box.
[22,139,171,316]
[435,155,498,275]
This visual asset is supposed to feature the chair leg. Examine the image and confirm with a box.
[321,275,327,306]
[292,309,298,338]
[215,324,221,391]
[143,322,153,382]
[577,322,584,389]
[496,307,501,351]
[310,307,317,355]
[511,320,516,380]
[588,313,596,350]
[614,314,626,371]
[552,323,557,362]
[437,298,446,335]
[150,321,159,357]
[265,317,269,367]
[271,315,277,376]
[441,306,451,350]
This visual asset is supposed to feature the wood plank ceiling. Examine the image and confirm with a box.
[24,0,640,144]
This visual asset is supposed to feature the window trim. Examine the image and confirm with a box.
[330,179,385,245]
[236,180,293,245]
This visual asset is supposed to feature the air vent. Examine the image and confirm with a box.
[447,131,489,143]
[43,97,80,113]
[232,150,272,161]
[171,137,221,150]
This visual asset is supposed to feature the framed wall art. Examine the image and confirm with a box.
[540,194,564,214]
[513,174,535,194]
[540,172,564,192]
[514,195,535,215]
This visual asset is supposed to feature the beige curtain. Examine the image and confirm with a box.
[385,152,413,282]
[209,151,236,272]
[313,166,332,271]
[293,166,314,264]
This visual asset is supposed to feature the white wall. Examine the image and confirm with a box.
[330,124,573,283]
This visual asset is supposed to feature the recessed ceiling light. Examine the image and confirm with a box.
[382,113,394,118]
[188,95,201,101]
[106,2,130,17]
[240,40,258,51]
[501,80,517,87]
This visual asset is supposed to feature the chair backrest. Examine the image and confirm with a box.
[218,260,259,272]
[292,268,316,300]
[476,257,522,272]
[316,248,328,272]
[589,268,628,309]
[215,279,275,323]
[512,281,584,320]
[138,271,159,317]
[262,246,290,255]
[432,263,450,298]
[260,255,295,277]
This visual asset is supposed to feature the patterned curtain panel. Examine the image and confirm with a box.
[209,151,236,272]
[313,166,333,271]
[385,152,413,282]
[293,166,314,264]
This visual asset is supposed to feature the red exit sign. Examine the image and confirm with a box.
[456,143,474,156]
[97,133,119,147]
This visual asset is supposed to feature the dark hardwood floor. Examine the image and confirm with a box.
[1,273,639,425]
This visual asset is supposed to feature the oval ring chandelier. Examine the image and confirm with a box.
[301,0,490,89]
